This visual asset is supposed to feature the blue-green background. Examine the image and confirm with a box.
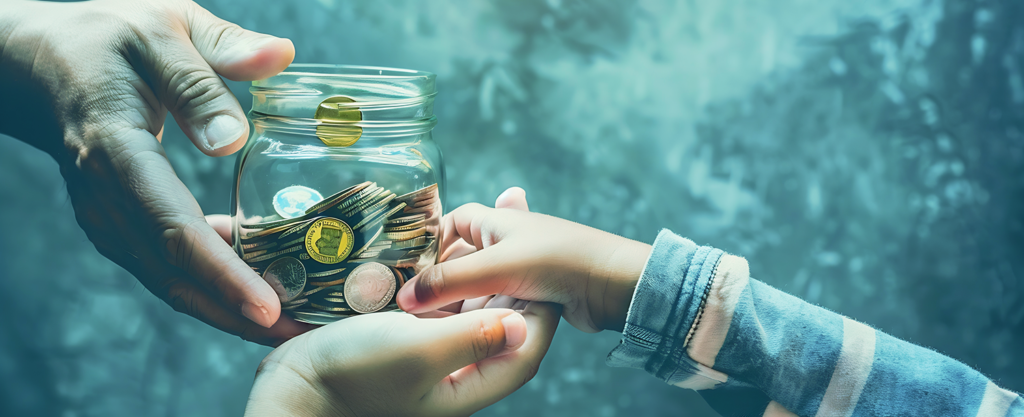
[2,0,1023,415]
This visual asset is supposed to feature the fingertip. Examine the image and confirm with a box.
[243,273,283,328]
[396,277,422,312]
[495,186,528,211]
[217,37,295,82]
[242,301,275,328]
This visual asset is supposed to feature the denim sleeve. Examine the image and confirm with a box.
[607,229,1023,417]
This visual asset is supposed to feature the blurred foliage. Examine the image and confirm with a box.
[1,0,1022,416]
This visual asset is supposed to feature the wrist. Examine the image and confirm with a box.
[586,235,652,332]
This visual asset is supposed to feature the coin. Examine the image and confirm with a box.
[242,249,269,261]
[263,256,307,302]
[278,218,319,240]
[307,267,347,278]
[392,236,427,249]
[310,303,354,313]
[247,245,304,263]
[273,185,324,219]
[342,187,386,217]
[360,202,408,232]
[297,285,332,298]
[343,262,398,313]
[383,228,426,241]
[314,96,363,147]
[396,183,438,204]
[306,181,372,215]
[292,310,349,325]
[350,225,383,258]
[351,204,390,231]
[384,219,425,232]
[281,298,309,310]
[336,184,381,213]
[386,213,426,225]
[310,277,347,287]
[304,218,355,264]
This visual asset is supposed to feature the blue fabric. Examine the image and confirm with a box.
[606,230,723,381]
[607,229,1023,417]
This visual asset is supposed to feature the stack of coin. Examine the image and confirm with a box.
[238,182,440,325]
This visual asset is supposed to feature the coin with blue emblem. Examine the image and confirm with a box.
[273,185,324,219]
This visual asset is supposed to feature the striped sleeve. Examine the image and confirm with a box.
[607,229,1023,417]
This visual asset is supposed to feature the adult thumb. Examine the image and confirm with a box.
[186,3,295,81]
[142,3,294,157]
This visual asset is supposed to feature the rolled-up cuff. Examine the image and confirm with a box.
[606,229,723,383]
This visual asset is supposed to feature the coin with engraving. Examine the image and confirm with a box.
[273,186,324,219]
[344,262,397,313]
[304,217,355,264]
[262,256,307,302]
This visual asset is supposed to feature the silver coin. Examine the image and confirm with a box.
[274,185,324,219]
[291,310,348,325]
[262,256,307,302]
[343,262,397,314]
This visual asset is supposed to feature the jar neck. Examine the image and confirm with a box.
[249,64,438,145]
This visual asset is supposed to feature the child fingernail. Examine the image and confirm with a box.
[501,313,527,350]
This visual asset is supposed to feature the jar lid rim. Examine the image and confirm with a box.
[272,64,436,80]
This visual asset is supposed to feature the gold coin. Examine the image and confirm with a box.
[304,218,355,264]
[314,96,362,147]
[383,228,426,241]
[384,219,425,232]
[310,277,347,287]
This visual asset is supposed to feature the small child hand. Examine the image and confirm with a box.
[397,203,652,333]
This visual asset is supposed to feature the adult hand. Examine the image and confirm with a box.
[397,204,653,333]
[0,0,301,345]
[245,304,561,417]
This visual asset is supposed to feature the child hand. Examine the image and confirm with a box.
[398,203,652,333]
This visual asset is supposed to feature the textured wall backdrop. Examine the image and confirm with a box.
[2,0,1022,416]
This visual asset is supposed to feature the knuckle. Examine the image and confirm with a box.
[469,318,500,361]
[165,281,202,319]
[206,22,248,54]
[165,64,226,112]
[159,216,206,273]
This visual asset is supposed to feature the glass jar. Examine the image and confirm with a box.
[231,64,443,325]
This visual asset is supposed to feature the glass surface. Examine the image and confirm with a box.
[232,64,444,323]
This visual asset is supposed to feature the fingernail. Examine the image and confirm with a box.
[204,115,246,150]
[501,313,527,350]
[242,301,273,328]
